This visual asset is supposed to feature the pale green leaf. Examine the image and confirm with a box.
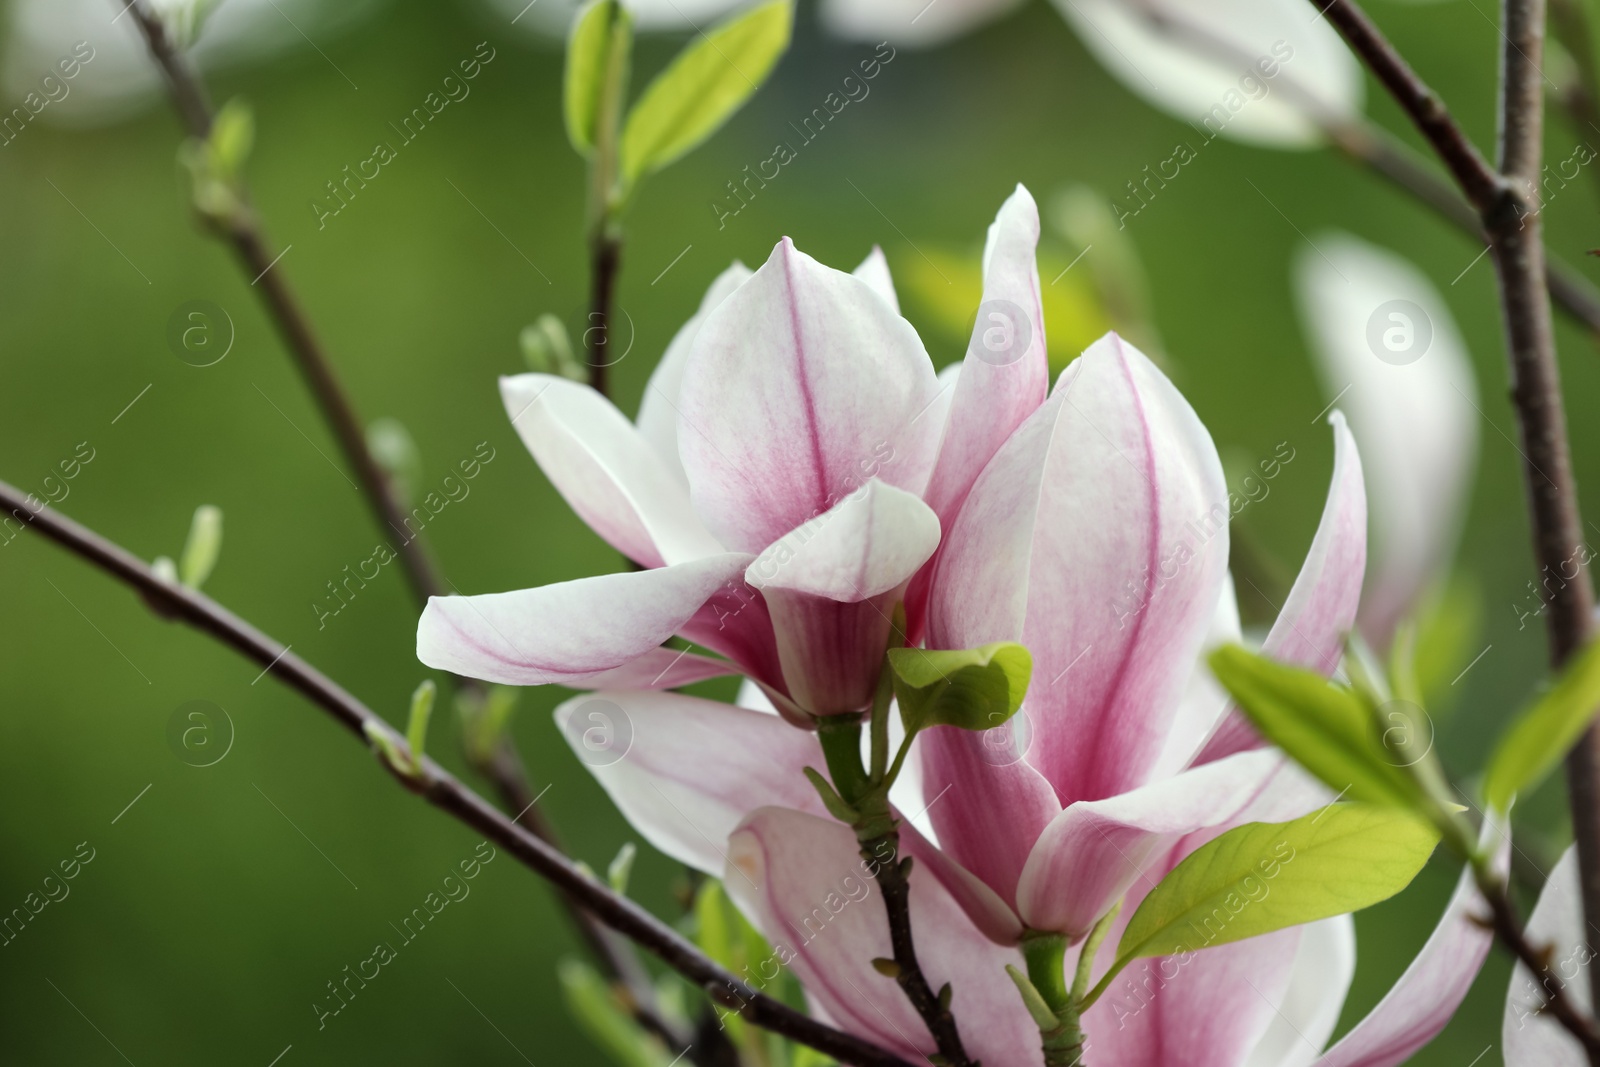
[1209,645,1427,811]
[887,643,1032,736]
[619,0,792,183]
[1485,636,1600,812]
[1113,805,1437,972]
[178,504,223,589]
[564,0,632,155]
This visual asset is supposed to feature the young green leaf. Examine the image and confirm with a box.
[564,0,632,156]
[405,679,436,764]
[1093,805,1437,1004]
[1484,636,1600,812]
[887,642,1032,736]
[619,0,793,184]
[1209,644,1427,811]
[178,504,223,590]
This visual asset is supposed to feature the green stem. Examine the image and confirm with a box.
[1021,931,1085,1067]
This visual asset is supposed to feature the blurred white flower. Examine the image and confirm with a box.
[3,0,383,126]
[1294,231,1480,650]
[496,0,1360,147]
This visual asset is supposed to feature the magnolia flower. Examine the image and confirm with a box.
[428,185,1499,1063]
[1295,232,1479,649]
[416,186,1046,720]
[1504,846,1592,1065]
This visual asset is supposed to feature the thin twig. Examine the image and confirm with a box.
[118,1,694,1048]
[589,233,623,398]
[860,827,976,1067]
[1311,0,1508,213]
[1324,119,1600,339]
[1477,868,1600,1058]
[120,0,446,611]
[0,480,914,1067]
[1312,0,1600,1037]
[1123,0,1600,338]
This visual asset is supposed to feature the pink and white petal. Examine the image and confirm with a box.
[1015,749,1286,939]
[1150,571,1242,779]
[1505,845,1588,1067]
[678,238,943,552]
[637,262,753,489]
[917,723,1062,913]
[725,807,1039,1065]
[569,648,738,690]
[923,184,1050,532]
[1197,413,1367,765]
[1317,814,1508,1067]
[1295,233,1478,649]
[500,374,723,567]
[679,570,788,694]
[853,246,899,314]
[935,332,1231,805]
[1243,915,1356,1067]
[898,818,1027,945]
[1084,926,1302,1067]
[819,0,1026,48]
[415,553,751,686]
[746,481,940,714]
[557,692,827,876]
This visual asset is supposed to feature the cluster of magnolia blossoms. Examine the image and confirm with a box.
[417,186,1495,1064]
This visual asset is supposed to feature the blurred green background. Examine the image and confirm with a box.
[2,0,1596,1062]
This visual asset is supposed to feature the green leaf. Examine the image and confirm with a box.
[210,98,253,177]
[887,643,1032,736]
[1209,645,1427,811]
[1102,805,1437,995]
[1485,637,1600,812]
[607,842,636,895]
[619,0,793,184]
[405,679,436,765]
[558,959,672,1067]
[564,0,632,156]
[178,504,222,590]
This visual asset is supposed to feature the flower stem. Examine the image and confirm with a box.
[816,714,976,1066]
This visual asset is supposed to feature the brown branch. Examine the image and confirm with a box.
[1324,119,1600,339]
[1311,0,1508,213]
[588,233,623,398]
[861,827,976,1067]
[121,0,446,611]
[0,479,914,1067]
[1477,868,1600,1059]
[1124,0,1600,339]
[1312,0,1600,1034]
[116,2,704,1052]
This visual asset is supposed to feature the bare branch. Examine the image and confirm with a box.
[0,479,915,1067]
